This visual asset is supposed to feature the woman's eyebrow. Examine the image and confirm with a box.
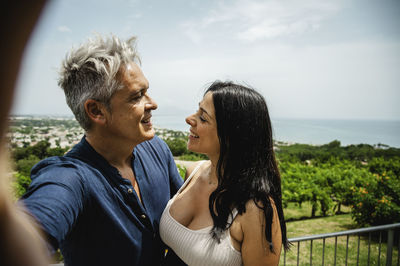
[198,103,212,118]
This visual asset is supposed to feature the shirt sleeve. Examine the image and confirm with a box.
[153,136,183,196]
[20,158,86,251]
[167,147,184,196]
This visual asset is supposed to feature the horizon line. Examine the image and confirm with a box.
[8,114,400,122]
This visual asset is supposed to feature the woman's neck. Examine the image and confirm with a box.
[207,158,219,185]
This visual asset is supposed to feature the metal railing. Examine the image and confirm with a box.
[51,223,400,266]
[283,223,400,266]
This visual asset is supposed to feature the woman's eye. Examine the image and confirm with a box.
[195,109,207,122]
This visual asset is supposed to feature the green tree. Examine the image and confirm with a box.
[15,154,40,176]
[164,138,187,156]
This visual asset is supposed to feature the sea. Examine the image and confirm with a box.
[152,115,400,148]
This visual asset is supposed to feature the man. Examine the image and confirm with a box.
[21,35,183,266]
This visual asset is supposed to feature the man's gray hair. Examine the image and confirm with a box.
[58,34,141,131]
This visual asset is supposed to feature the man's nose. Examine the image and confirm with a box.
[145,95,157,110]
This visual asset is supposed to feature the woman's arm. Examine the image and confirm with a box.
[238,200,282,266]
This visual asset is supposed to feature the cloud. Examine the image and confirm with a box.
[181,0,341,43]
[143,38,400,120]
[127,12,142,20]
[181,22,203,44]
[57,25,71,33]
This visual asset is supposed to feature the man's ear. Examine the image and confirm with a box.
[84,99,108,126]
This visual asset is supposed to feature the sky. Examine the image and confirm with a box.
[12,0,400,121]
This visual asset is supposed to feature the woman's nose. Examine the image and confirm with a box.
[185,114,195,126]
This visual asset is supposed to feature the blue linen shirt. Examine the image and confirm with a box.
[21,136,183,266]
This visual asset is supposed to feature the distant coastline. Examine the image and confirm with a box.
[152,115,400,148]
[8,115,400,148]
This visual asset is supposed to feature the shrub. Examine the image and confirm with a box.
[12,173,32,198]
[164,138,187,156]
[15,154,40,176]
[350,172,400,226]
[368,157,400,177]
[179,153,208,161]
[176,164,186,179]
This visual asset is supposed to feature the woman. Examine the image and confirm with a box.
[160,81,289,265]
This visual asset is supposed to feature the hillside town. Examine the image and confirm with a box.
[7,116,187,149]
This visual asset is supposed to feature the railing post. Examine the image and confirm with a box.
[378,231,382,266]
[357,234,361,266]
[386,229,394,266]
[368,233,371,266]
[283,248,286,266]
[297,242,300,266]
[397,235,399,266]
[346,235,349,266]
[334,236,337,266]
[322,238,325,266]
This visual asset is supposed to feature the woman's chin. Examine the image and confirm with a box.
[187,144,200,154]
[187,146,195,153]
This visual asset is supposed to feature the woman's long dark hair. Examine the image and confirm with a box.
[206,81,289,251]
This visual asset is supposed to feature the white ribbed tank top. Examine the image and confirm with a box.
[160,161,242,266]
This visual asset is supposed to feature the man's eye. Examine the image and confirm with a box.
[132,92,144,101]
[199,116,206,122]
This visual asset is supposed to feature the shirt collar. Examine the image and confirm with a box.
[65,136,134,184]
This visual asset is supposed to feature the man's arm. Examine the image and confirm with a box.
[21,160,86,253]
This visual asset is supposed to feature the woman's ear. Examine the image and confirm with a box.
[84,99,107,126]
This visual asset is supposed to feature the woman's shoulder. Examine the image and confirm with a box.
[236,198,278,227]
[239,200,264,219]
[181,160,209,180]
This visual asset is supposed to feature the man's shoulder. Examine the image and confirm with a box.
[32,156,87,171]
[30,156,91,184]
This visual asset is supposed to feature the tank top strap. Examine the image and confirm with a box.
[176,160,207,195]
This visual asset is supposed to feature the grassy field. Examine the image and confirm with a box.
[281,203,399,265]
[283,202,352,222]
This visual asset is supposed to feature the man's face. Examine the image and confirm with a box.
[104,62,157,146]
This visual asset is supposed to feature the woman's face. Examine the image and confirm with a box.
[185,92,220,159]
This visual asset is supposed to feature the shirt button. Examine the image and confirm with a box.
[127,188,133,194]
[141,214,146,219]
